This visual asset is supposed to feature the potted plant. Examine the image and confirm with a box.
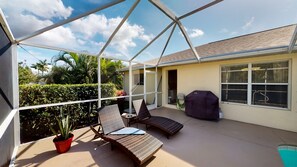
[50,110,74,154]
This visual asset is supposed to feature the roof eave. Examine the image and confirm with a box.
[157,45,295,67]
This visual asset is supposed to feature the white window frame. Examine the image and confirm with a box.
[221,64,249,104]
[220,60,291,110]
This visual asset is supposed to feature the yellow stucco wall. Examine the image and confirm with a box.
[162,53,297,132]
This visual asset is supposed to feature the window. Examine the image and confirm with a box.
[221,61,289,108]
[251,62,288,108]
[134,73,144,85]
[221,64,248,104]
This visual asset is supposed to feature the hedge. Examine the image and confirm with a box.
[19,83,117,143]
[19,83,116,106]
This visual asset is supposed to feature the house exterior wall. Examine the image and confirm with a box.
[0,25,19,166]
[162,53,297,132]
[123,68,162,106]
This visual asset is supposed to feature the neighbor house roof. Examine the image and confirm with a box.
[121,24,297,71]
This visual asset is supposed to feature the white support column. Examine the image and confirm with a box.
[11,44,20,147]
[97,57,101,108]
[129,61,133,113]
[144,64,147,102]
[247,63,252,105]
[155,66,158,108]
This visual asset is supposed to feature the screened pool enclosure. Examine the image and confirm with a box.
[1,0,297,166]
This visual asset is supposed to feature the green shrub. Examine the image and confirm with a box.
[19,83,116,106]
[19,83,116,143]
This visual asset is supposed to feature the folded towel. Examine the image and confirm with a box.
[110,127,146,135]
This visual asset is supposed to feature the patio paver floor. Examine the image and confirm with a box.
[14,107,297,167]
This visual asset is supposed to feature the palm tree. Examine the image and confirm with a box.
[101,58,124,88]
[30,60,50,76]
[38,59,50,76]
[52,52,97,84]
[31,63,40,75]
[50,51,125,85]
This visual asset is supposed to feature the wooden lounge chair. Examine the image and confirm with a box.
[90,104,163,166]
[133,99,183,138]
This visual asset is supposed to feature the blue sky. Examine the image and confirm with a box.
[0,0,297,67]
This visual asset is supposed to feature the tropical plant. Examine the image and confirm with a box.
[49,51,125,87]
[50,109,74,140]
[100,58,124,88]
[52,51,97,84]
[45,66,71,84]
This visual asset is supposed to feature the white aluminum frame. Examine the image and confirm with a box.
[98,0,140,58]
[7,0,222,112]
[156,23,177,66]
[130,21,175,61]
[0,2,225,163]
[155,66,158,108]
[144,64,147,102]
[149,0,200,61]
[0,9,15,42]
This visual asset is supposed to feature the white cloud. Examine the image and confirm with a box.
[70,14,108,39]
[1,0,72,19]
[70,14,154,54]
[139,34,155,43]
[6,13,53,38]
[1,0,154,57]
[26,26,79,49]
[189,29,204,38]
[0,0,73,38]
[242,17,255,30]
[179,27,204,38]
[77,39,87,45]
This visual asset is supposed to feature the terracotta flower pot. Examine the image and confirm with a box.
[53,133,74,154]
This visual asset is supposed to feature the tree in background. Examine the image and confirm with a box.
[18,62,37,84]
[30,63,40,75]
[101,58,124,89]
[30,59,50,76]
[48,51,125,87]
[50,52,97,84]
[45,66,71,84]
[38,59,50,76]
